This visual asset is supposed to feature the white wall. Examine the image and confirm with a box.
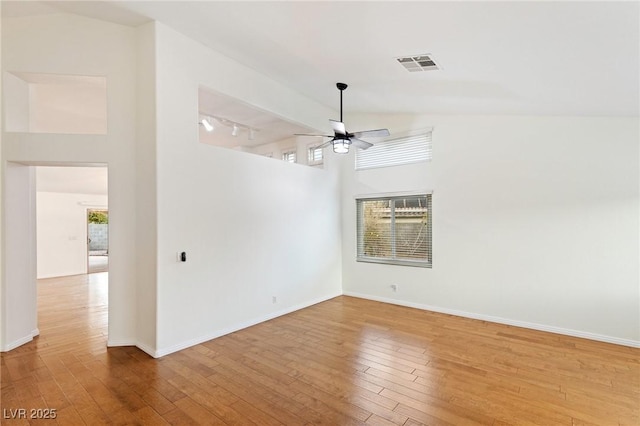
[0,5,3,351]
[36,191,108,279]
[1,14,340,357]
[3,72,29,132]
[152,23,342,356]
[2,163,37,351]
[134,22,158,353]
[1,13,138,349]
[342,114,640,346]
[28,75,107,134]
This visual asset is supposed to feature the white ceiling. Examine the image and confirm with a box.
[36,166,108,196]
[3,1,638,118]
[5,1,637,193]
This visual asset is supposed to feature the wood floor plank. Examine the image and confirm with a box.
[158,407,201,426]
[133,406,172,425]
[52,405,86,425]
[228,399,282,426]
[291,391,370,426]
[207,372,308,425]
[364,413,399,426]
[1,274,638,425]
[173,396,227,425]
[381,387,495,425]
[346,394,407,425]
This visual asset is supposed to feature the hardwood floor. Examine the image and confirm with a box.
[88,256,109,274]
[2,274,638,425]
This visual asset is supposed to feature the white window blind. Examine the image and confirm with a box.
[308,146,323,165]
[356,194,432,268]
[282,150,297,163]
[356,131,432,170]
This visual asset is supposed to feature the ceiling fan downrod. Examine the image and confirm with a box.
[336,82,347,122]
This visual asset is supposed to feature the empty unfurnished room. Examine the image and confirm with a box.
[0,1,638,425]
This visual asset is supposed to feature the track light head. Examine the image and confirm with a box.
[199,113,258,141]
[200,118,214,132]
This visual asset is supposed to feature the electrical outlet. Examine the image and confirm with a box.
[272,296,277,304]
[390,284,398,292]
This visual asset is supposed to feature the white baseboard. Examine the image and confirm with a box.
[107,339,136,347]
[106,339,156,358]
[343,291,640,348]
[135,342,157,358]
[152,292,342,358]
[1,328,39,352]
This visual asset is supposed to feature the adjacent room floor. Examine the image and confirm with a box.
[88,255,109,274]
[1,273,638,424]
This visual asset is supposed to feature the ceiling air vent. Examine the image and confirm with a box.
[396,54,439,72]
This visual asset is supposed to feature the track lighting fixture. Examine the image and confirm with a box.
[198,112,258,141]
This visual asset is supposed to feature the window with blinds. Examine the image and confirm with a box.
[308,146,323,166]
[356,194,432,267]
[282,150,297,163]
[355,131,432,170]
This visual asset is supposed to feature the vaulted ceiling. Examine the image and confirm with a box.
[4,1,637,195]
[4,1,638,118]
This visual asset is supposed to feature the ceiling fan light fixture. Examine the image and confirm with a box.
[333,139,350,154]
[292,82,389,154]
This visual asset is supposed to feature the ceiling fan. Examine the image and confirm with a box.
[297,82,390,154]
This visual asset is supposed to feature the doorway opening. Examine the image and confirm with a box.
[1,163,111,352]
[35,166,108,278]
[87,209,109,274]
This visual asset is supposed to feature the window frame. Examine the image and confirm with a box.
[307,144,324,166]
[356,191,432,268]
[282,149,297,163]
[355,128,433,171]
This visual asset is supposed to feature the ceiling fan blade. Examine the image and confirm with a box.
[330,119,347,135]
[351,138,374,150]
[313,140,333,150]
[352,128,390,139]
[294,133,333,138]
